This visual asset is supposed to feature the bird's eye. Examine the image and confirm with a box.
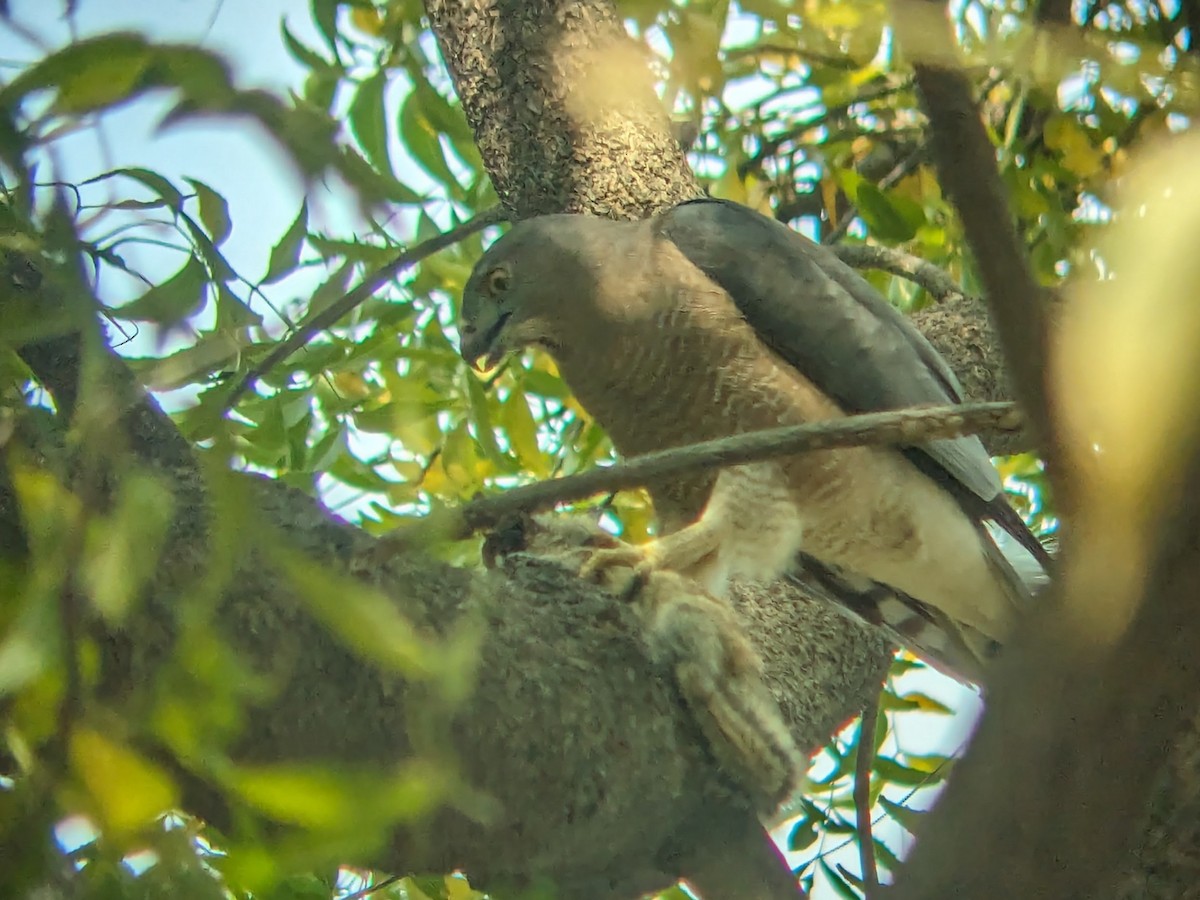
[486,267,511,296]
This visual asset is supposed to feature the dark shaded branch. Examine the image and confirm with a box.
[908,62,1060,474]
[887,431,1200,899]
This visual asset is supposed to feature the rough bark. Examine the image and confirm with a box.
[423,0,699,220]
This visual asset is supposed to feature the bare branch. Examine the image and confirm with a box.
[225,206,507,411]
[833,244,965,302]
[437,402,1023,541]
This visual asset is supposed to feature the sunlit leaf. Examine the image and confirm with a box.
[70,728,179,835]
[83,472,175,621]
[349,71,392,176]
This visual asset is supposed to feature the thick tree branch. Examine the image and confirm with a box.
[424,0,700,219]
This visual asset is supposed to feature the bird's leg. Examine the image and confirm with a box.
[579,476,740,596]
[577,518,728,593]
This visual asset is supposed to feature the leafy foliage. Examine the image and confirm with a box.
[0,0,1189,896]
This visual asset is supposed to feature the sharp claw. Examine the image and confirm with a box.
[579,544,655,588]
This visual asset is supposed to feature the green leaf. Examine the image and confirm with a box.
[186,178,232,245]
[855,182,917,242]
[336,144,424,205]
[502,392,546,475]
[465,374,506,465]
[273,548,439,678]
[0,33,151,115]
[180,211,235,283]
[788,816,819,851]
[280,21,333,71]
[399,92,460,189]
[311,0,340,57]
[115,256,207,322]
[84,166,184,211]
[873,755,946,787]
[83,473,175,621]
[214,283,263,331]
[264,200,309,283]
[348,71,392,176]
[879,795,926,832]
[410,78,474,143]
[130,330,246,391]
[818,860,862,900]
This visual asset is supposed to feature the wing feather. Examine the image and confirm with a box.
[659,198,1049,566]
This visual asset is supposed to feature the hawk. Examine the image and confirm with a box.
[458,199,1049,678]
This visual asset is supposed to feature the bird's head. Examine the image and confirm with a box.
[459,215,635,371]
[458,219,567,371]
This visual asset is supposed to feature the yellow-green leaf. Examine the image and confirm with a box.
[273,548,438,678]
[70,728,178,834]
[502,393,546,476]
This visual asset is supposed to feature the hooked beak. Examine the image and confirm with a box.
[459,309,512,371]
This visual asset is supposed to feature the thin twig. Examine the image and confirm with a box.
[375,402,1023,555]
[854,697,881,896]
[833,243,965,302]
[224,205,507,412]
[341,874,402,900]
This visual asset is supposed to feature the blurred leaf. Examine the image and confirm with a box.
[70,728,179,835]
[115,255,207,322]
[879,795,927,833]
[349,71,392,176]
[311,0,340,56]
[186,177,232,245]
[264,200,309,283]
[789,815,820,851]
[854,182,919,242]
[82,472,175,622]
[84,166,184,210]
[818,859,862,900]
[274,548,439,678]
[281,21,333,71]
[501,393,546,476]
[0,33,150,115]
[400,91,460,189]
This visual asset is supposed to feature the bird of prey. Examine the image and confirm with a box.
[458,198,1049,676]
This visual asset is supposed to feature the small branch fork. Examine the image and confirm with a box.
[377,402,1022,553]
[224,205,508,412]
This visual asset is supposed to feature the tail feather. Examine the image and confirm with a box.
[787,524,1052,685]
